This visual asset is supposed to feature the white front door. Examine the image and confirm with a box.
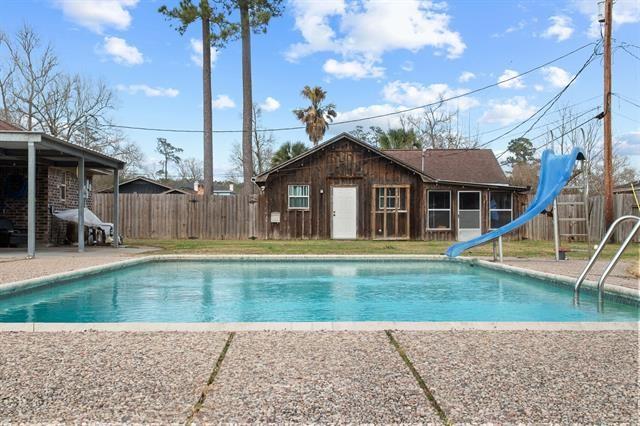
[458,191,481,241]
[332,186,357,239]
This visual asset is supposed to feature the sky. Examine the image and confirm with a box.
[1,0,639,179]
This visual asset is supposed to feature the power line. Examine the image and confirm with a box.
[531,115,602,154]
[102,42,597,135]
[613,93,640,109]
[494,114,601,161]
[614,111,640,125]
[616,42,640,61]
[438,45,600,159]
[470,95,600,138]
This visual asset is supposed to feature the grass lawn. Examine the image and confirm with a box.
[127,238,639,261]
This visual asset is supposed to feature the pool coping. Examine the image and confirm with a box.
[0,254,638,332]
[2,254,638,300]
[0,321,637,332]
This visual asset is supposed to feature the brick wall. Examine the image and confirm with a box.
[0,165,94,245]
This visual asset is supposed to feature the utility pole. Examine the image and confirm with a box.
[603,0,614,228]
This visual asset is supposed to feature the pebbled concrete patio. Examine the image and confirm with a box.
[0,330,637,424]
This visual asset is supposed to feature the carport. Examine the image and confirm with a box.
[0,127,124,258]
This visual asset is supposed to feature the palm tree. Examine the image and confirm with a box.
[159,0,234,195]
[377,128,421,150]
[271,141,308,166]
[293,86,337,146]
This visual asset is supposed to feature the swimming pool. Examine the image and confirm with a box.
[0,260,637,322]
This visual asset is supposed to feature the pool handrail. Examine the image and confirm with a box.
[574,215,640,302]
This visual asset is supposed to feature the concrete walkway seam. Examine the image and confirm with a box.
[385,330,451,426]
[185,332,235,425]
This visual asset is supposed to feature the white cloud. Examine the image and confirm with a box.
[616,131,640,156]
[534,84,545,92]
[574,0,640,38]
[53,0,138,33]
[401,61,414,72]
[382,80,479,111]
[286,0,346,61]
[323,58,384,79]
[458,71,476,83]
[102,36,144,65]
[492,19,527,38]
[542,15,574,41]
[541,66,573,88]
[190,38,217,67]
[336,103,407,129]
[116,84,179,97]
[497,69,525,89]
[212,94,235,109]
[286,0,466,79]
[480,97,537,125]
[260,96,280,112]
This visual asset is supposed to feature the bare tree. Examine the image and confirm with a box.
[36,74,114,141]
[0,26,144,174]
[406,101,478,149]
[545,105,637,194]
[0,31,18,123]
[176,157,204,184]
[229,104,274,180]
[2,25,58,130]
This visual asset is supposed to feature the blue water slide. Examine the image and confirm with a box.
[446,147,585,257]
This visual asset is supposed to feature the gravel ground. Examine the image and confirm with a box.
[0,246,151,284]
[0,331,228,423]
[1,330,638,424]
[195,331,440,424]
[504,258,639,291]
[396,330,640,424]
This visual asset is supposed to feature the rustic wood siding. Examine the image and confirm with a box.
[258,139,425,240]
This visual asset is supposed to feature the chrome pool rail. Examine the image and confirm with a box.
[574,215,640,303]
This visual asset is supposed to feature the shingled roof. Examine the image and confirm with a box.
[255,133,522,189]
[383,149,509,185]
[0,118,24,131]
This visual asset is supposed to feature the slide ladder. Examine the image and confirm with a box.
[574,215,640,304]
[553,158,591,260]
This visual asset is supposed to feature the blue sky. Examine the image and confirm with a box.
[1,0,639,178]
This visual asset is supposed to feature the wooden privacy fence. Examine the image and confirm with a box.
[94,194,259,240]
[95,193,638,242]
[522,194,639,243]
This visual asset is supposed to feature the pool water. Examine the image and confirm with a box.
[0,261,637,322]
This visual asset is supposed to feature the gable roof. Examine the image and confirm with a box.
[254,132,438,184]
[383,149,509,185]
[97,176,174,193]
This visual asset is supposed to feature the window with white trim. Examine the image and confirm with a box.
[427,190,451,229]
[489,191,512,229]
[59,184,66,202]
[288,185,309,209]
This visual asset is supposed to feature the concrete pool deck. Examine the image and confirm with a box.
[0,330,637,423]
[1,253,638,422]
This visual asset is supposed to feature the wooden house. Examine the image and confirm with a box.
[254,133,528,241]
